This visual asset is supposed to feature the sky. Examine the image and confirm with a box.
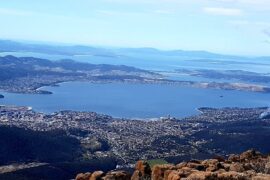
[0,0,270,56]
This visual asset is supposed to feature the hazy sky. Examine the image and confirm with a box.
[0,0,270,55]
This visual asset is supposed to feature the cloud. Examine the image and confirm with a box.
[96,10,119,16]
[103,0,270,11]
[208,0,270,10]
[208,0,270,5]
[236,0,270,6]
[96,9,174,17]
[263,29,270,37]
[229,20,270,26]
[203,7,243,16]
[0,7,102,25]
[103,0,182,4]
[229,20,249,25]
[153,10,174,15]
[0,8,33,16]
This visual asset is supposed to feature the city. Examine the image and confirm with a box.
[1,105,269,166]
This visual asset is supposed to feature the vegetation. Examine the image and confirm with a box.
[147,159,168,168]
[0,159,117,180]
[0,126,82,165]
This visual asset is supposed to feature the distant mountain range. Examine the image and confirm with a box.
[1,39,269,60]
[0,40,115,57]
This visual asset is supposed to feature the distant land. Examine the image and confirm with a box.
[1,39,270,180]
[176,69,270,84]
[1,39,270,60]
[0,55,269,94]
[0,55,160,94]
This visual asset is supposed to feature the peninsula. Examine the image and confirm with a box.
[0,55,269,94]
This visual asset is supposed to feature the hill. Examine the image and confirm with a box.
[0,126,117,180]
[2,39,270,60]
[0,55,159,94]
[0,126,82,164]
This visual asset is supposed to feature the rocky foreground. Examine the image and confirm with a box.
[76,150,270,180]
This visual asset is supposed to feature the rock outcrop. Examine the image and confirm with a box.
[131,160,151,180]
[76,150,270,180]
[76,170,131,180]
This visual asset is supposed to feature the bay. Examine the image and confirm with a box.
[0,82,269,119]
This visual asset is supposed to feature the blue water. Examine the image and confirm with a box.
[0,82,269,118]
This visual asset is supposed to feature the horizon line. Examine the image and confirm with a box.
[0,38,268,58]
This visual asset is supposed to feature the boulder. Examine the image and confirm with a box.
[202,159,223,172]
[252,174,270,180]
[240,150,262,161]
[186,171,217,180]
[133,160,151,179]
[131,170,141,180]
[75,172,91,180]
[265,157,270,174]
[229,162,245,172]
[186,162,205,171]
[221,162,231,171]
[217,171,249,180]
[213,155,226,162]
[90,171,105,180]
[104,171,131,180]
[176,162,187,169]
[152,164,176,180]
[166,170,181,180]
[176,167,195,178]
[229,154,240,162]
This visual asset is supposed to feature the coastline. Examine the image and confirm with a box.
[196,107,204,114]
[29,79,270,96]
[0,104,194,121]
[1,81,269,120]
[1,104,268,122]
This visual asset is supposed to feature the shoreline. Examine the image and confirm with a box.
[1,75,270,96]
[27,79,270,95]
[0,104,268,122]
[1,81,269,120]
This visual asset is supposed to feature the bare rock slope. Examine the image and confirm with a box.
[76,149,270,180]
